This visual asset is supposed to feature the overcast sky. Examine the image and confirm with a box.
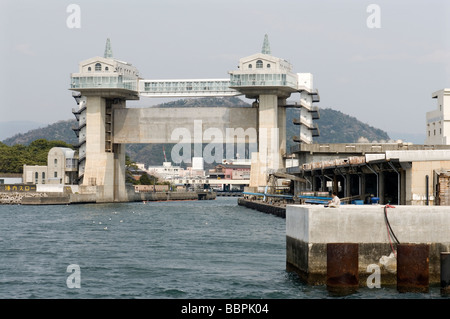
[0,0,449,143]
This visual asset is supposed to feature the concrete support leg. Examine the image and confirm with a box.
[82,95,127,202]
[360,174,366,202]
[379,171,385,204]
[277,98,286,169]
[250,94,284,189]
[113,143,127,202]
[345,174,351,198]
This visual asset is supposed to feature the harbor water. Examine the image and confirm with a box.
[0,197,447,299]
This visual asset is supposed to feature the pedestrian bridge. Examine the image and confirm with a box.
[139,79,239,97]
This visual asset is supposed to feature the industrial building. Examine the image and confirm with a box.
[285,89,450,205]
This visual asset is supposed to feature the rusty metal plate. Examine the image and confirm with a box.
[397,244,429,293]
[326,243,359,294]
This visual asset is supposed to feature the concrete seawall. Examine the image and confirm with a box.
[237,198,286,218]
[286,205,450,285]
[132,191,216,202]
[5,190,215,205]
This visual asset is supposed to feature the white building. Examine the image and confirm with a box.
[228,34,320,145]
[147,162,183,179]
[23,147,78,185]
[426,88,450,145]
[71,38,140,187]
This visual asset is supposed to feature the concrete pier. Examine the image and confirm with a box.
[237,198,286,218]
[286,205,450,285]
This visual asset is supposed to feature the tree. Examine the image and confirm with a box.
[0,139,73,174]
[125,154,140,185]
[139,173,158,185]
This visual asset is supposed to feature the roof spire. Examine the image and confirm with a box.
[261,34,271,55]
[104,38,113,58]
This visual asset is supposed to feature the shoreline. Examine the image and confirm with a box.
[0,190,216,205]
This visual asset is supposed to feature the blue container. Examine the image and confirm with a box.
[371,197,380,204]
[352,200,364,205]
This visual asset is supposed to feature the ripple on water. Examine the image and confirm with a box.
[0,198,448,299]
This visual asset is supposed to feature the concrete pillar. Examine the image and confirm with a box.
[345,173,351,198]
[81,95,127,202]
[401,170,407,205]
[250,94,285,189]
[379,171,385,204]
[360,174,366,202]
[83,96,107,190]
[259,94,279,169]
[277,99,286,169]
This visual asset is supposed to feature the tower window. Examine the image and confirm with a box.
[256,60,263,68]
[267,63,271,68]
[88,67,92,72]
[248,64,252,69]
[105,66,109,71]
[95,63,102,71]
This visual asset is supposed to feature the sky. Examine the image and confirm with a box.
[0,0,449,143]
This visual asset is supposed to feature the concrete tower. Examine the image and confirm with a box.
[229,35,319,190]
[70,39,140,202]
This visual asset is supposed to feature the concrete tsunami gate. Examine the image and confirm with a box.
[70,36,320,202]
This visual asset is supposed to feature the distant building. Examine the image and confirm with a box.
[134,184,170,193]
[209,164,251,180]
[135,163,147,171]
[192,157,204,170]
[23,147,78,185]
[22,165,47,185]
[289,148,450,205]
[426,88,450,145]
[147,158,207,181]
[147,162,183,179]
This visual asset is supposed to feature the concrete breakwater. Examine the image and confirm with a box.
[0,190,216,205]
[133,191,216,202]
[237,198,286,218]
[0,192,49,205]
[286,205,450,286]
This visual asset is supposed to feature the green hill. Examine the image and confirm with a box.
[2,97,390,167]
[2,120,79,146]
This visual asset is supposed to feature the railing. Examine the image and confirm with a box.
[230,73,297,89]
[70,75,138,91]
[139,79,239,97]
